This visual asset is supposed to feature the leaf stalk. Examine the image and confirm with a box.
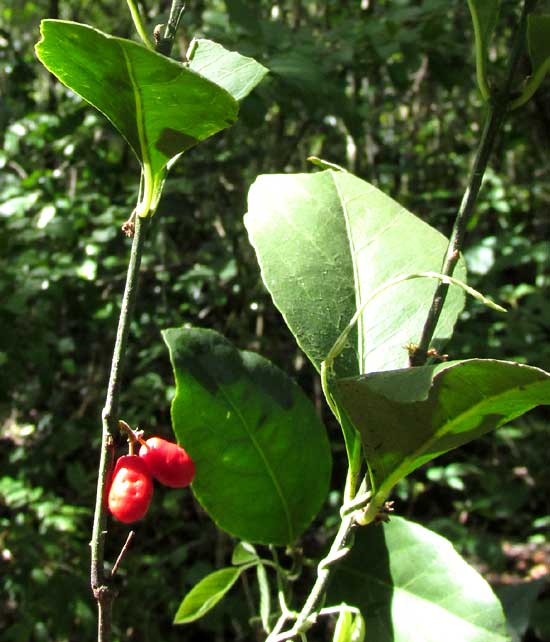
[126,0,155,50]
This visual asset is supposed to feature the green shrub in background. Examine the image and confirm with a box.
[1,1,549,641]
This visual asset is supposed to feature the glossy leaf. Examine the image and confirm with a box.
[173,567,242,624]
[36,21,238,216]
[245,170,466,379]
[467,0,500,99]
[163,326,331,545]
[330,516,510,642]
[187,38,269,101]
[336,359,550,499]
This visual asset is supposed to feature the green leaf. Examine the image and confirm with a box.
[35,21,238,216]
[467,0,500,99]
[335,359,550,501]
[187,38,269,102]
[244,170,466,379]
[231,542,259,565]
[512,15,550,109]
[173,567,242,624]
[330,516,511,642]
[163,326,332,545]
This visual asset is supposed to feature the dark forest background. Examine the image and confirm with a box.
[1,1,549,640]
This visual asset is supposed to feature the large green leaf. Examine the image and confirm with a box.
[330,516,511,642]
[245,170,466,379]
[163,326,331,545]
[336,359,550,500]
[35,21,239,216]
[187,38,269,102]
[174,567,242,624]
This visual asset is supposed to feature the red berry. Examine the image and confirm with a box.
[139,437,195,488]
[107,455,153,523]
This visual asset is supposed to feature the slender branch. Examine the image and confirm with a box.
[266,510,357,642]
[89,1,186,637]
[90,215,151,642]
[266,479,369,642]
[97,590,113,642]
[156,0,186,57]
[410,0,536,366]
[111,531,136,578]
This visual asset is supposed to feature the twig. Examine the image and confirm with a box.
[339,490,372,518]
[90,214,151,642]
[111,531,136,578]
[410,0,537,366]
[266,509,358,642]
[89,2,185,638]
[155,0,186,57]
[269,612,291,640]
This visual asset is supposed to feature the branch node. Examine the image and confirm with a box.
[374,501,395,524]
[121,210,136,237]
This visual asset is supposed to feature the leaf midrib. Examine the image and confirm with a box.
[121,45,149,167]
[331,172,364,373]
[216,380,294,543]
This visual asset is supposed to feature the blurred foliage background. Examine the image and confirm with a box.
[1,0,549,640]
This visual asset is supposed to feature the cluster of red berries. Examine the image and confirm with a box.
[107,434,195,524]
